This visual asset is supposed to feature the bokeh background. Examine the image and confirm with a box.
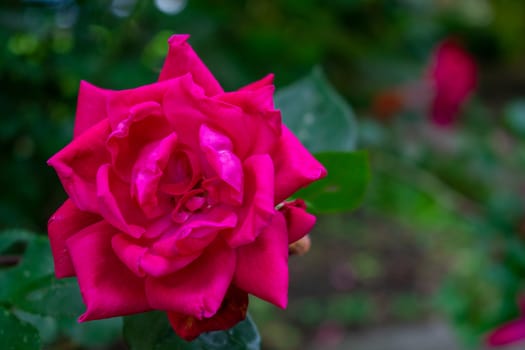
[2,0,525,349]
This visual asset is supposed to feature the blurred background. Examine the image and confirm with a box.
[2,0,525,349]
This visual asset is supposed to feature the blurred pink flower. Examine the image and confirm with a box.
[371,38,476,126]
[486,298,525,347]
[428,39,477,126]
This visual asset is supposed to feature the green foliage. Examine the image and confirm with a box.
[124,312,260,350]
[298,151,369,213]
[276,68,369,213]
[0,307,40,350]
[0,230,121,348]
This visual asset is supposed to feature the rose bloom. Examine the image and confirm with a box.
[47,34,326,340]
[428,39,477,126]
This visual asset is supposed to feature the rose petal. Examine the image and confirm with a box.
[486,318,525,346]
[162,74,281,161]
[131,132,178,218]
[66,221,152,321]
[74,81,112,138]
[199,124,243,204]
[145,239,236,319]
[234,212,289,308]
[273,126,327,203]
[96,164,146,238]
[106,101,170,182]
[239,73,274,94]
[280,199,317,243]
[224,154,275,248]
[111,233,200,278]
[159,149,201,196]
[139,249,201,278]
[167,285,248,341]
[106,78,182,130]
[219,76,276,115]
[153,206,237,256]
[158,34,223,96]
[47,199,101,278]
[48,119,111,212]
[213,83,282,159]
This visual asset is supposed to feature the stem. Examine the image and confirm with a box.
[0,255,20,267]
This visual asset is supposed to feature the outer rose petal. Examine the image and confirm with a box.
[239,73,274,94]
[106,78,184,130]
[74,81,112,138]
[48,119,111,212]
[213,81,282,160]
[486,318,525,346]
[167,285,248,341]
[66,221,152,321]
[224,154,275,248]
[280,199,317,244]
[158,34,223,96]
[234,212,289,309]
[145,239,236,319]
[273,126,327,203]
[48,199,101,278]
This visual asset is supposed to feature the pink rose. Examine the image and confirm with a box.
[47,34,326,340]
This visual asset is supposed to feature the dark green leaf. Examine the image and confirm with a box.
[124,311,173,350]
[0,307,40,350]
[297,151,369,213]
[275,67,357,153]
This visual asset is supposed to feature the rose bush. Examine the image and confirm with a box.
[47,34,326,340]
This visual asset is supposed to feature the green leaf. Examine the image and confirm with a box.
[0,307,40,350]
[124,312,261,350]
[63,317,122,347]
[296,151,369,213]
[0,229,34,253]
[0,235,54,302]
[275,67,357,153]
[13,277,85,318]
[124,311,173,350]
[504,99,525,138]
[195,315,260,350]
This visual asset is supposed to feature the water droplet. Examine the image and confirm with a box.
[303,112,315,125]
